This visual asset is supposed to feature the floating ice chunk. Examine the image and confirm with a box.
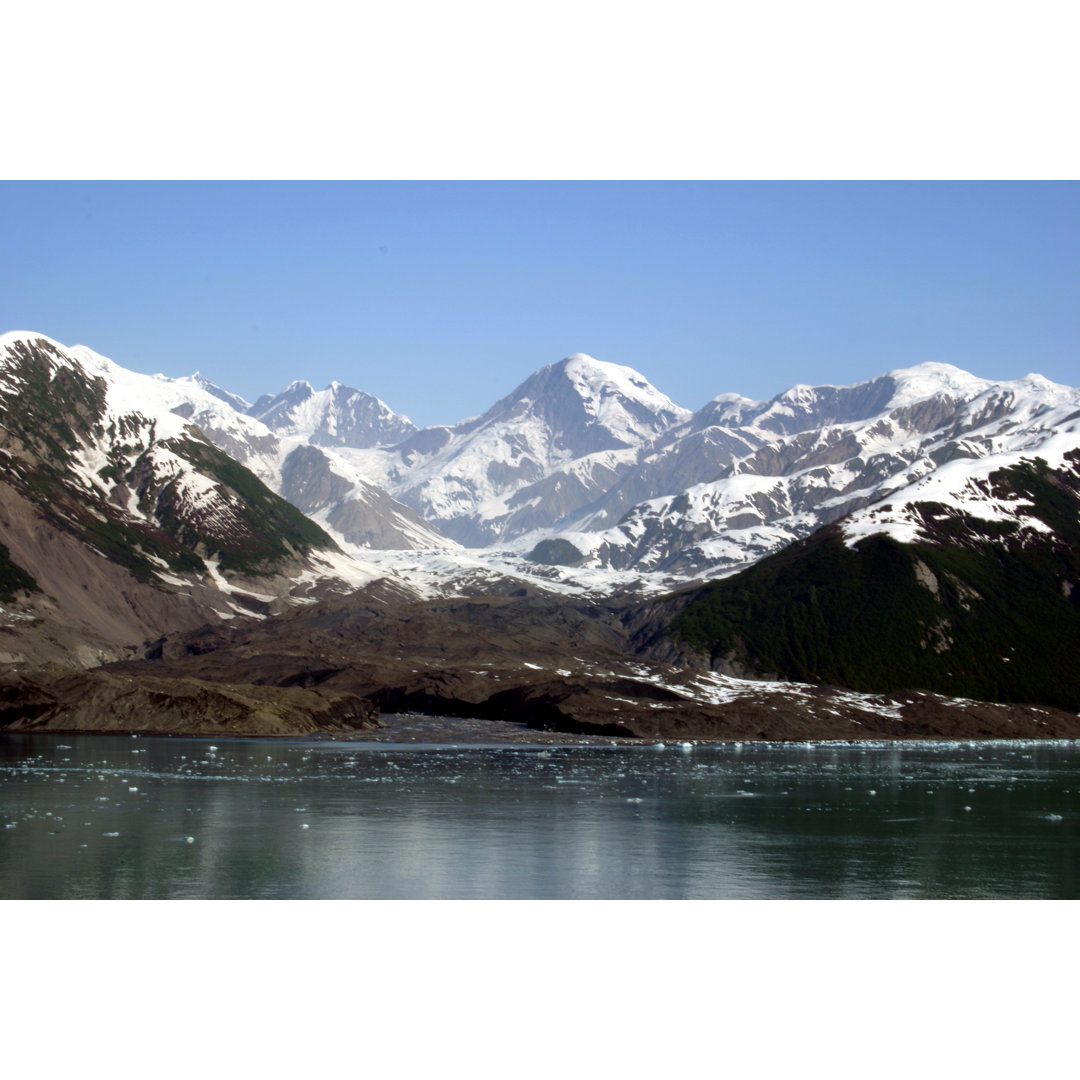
[128,786,138,793]
[103,831,120,837]
[1044,813,1063,822]
[185,836,195,844]
[964,806,972,812]
[300,823,310,830]
[868,790,877,796]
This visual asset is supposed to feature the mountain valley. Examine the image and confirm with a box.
[2,330,1078,740]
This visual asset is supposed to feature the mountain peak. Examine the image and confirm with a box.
[1,329,66,350]
[248,378,417,449]
[883,362,992,405]
[555,352,685,403]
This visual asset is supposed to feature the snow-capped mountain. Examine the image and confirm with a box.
[115,366,448,554]
[0,332,386,663]
[4,329,1079,720]
[529,363,1080,576]
[340,353,692,545]
[5,331,1078,606]
[249,379,418,448]
[190,373,252,413]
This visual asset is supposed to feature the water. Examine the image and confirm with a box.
[2,733,1078,898]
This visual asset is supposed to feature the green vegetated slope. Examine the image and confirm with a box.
[160,436,336,575]
[671,454,1080,710]
[0,540,39,601]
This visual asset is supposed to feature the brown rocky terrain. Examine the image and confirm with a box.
[0,480,234,668]
[75,581,1080,741]
[0,666,379,736]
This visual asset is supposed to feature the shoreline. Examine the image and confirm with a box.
[5,712,1080,749]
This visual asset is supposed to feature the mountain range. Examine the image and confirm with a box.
[2,330,1078,738]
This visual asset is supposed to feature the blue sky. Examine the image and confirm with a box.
[3,181,1076,427]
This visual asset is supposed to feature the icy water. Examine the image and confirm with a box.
[2,733,1078,898]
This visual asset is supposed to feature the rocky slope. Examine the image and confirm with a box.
[0,333,384,666]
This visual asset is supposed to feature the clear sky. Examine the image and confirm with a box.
[3,181,1076,428]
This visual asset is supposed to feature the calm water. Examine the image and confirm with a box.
[2,733,1078,898]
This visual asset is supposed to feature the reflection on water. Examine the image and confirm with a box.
[1,734,1077,898]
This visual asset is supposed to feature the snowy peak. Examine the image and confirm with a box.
[736,374,900,436]
[883,361,994,407]
[558,353,691,439]
[339,352,696,546]
[478,352,691,455]
[249,379,417,449]
[536,360,1080,579]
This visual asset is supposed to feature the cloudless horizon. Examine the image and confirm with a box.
[3,181,1076,427]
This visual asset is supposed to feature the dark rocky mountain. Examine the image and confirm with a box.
[668,452,1080,711]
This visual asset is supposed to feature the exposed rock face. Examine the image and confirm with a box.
[0,479,240,667]
[0,668,379,736]
[280,445,356,513]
